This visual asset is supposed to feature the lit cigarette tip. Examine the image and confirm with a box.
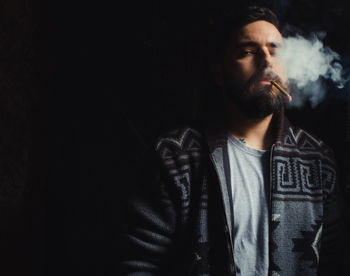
[270,80,292,102]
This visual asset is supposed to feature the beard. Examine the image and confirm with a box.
[223,70,284,119]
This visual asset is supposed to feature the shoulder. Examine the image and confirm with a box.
[279,125,336,165]
[155,126,205,159]
[278,124,338,196]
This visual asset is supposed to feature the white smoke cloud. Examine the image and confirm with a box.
[277,33,348,107]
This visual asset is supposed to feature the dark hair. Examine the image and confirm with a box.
[213,6,280,62]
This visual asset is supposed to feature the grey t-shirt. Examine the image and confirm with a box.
[225,134,270,276]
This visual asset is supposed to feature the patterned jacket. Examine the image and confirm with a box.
[121,113,343,275]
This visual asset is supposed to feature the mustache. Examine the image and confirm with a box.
[223,70,287,96]
[249,70,284,85]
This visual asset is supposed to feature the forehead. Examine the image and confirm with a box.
[232,20,283,46]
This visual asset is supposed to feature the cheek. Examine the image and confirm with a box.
[231,60,255,84]
[274,58,287,83]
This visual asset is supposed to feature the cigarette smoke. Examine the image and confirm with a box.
[277,33,349,107]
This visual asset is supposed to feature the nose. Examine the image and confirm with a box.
[256,48,272,69]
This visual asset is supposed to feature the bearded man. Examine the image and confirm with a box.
[121,6,343,276]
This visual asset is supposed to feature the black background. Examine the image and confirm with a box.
[0,0,349,275]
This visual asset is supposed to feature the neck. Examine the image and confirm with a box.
[227,104,275,150]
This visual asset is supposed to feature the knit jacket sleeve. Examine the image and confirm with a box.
[318,147,345,275]
[120,141,181,275]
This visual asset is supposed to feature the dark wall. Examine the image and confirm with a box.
[0,0,48,275]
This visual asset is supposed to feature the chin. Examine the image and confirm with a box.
[240,92,283,119]
[241,107,274,119]
[223,78,283,118]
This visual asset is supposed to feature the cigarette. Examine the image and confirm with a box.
[271,80,292,102]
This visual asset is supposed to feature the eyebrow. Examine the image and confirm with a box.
[235,41,282,49]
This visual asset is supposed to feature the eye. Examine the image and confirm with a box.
[240,48,256,57]
[269,47,278,56]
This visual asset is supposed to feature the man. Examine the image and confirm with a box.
[121,6,343,275]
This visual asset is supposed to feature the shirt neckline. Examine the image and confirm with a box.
[227,133,270,157]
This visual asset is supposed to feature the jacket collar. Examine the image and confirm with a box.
[204,105,291,152]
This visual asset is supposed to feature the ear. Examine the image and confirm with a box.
[211,63,224,87]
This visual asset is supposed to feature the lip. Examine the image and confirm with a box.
[259,79,272,85]
[258,76,273,85]
[259,81,271,85]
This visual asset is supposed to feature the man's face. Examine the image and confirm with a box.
[223,20,287,118]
